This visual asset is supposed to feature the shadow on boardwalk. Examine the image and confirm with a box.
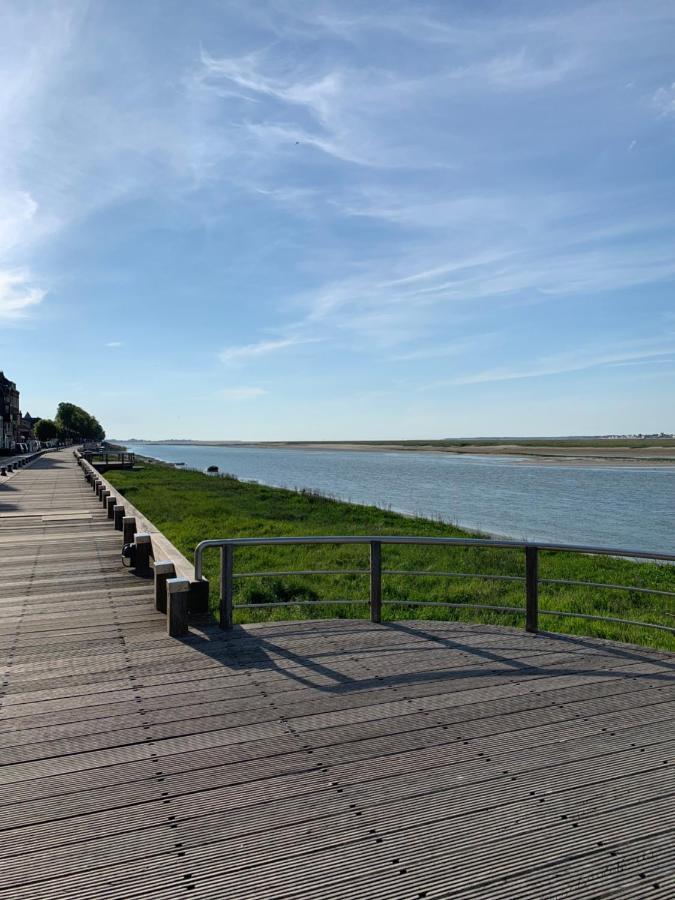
[177,619,675,695]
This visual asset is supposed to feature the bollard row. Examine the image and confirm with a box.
[76,452,191,637]
[0,450,44,477]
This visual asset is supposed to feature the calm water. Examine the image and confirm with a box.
[124,443,675,554]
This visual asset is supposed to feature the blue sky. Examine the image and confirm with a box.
[1,0,674,440]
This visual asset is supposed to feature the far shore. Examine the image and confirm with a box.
[117,439,675,467]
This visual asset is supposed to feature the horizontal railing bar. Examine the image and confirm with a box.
[380,600,526,614]
[234,600,523,613]
[233,569,370,579]
[230,569,522,581]
[382,570,524,582]
[536,609,675,633]
[194,535,675,570]
[233,599,370,609]
[540,578,675,598]
[232,598,674,629]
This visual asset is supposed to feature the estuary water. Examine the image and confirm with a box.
[123,443,674,554]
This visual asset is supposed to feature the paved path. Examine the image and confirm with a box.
[1,450,674,898]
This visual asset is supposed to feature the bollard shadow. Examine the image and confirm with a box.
[27,455,64,468]
[0,480,19,512]
[129,568,154,581]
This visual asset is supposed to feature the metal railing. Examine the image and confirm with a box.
[193,536,675,635]
[82,451,135,466]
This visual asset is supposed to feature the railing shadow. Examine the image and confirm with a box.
[177,620,675,695]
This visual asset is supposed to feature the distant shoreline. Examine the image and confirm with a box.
[116,439,675,467]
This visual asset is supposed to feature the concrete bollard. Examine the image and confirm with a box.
[1,467,6,477]
[100,488,110,506]
[122,516,137,545]
[107,495,117,518]
[153,560,176,613]
[133,533,152,573]
[113,505,125,531]
[167,578,190,637]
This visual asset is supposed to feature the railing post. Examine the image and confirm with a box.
[525,546,539,634]
[219,544,234,630]
[370,540,382,624]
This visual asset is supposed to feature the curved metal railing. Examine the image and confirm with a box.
[194,536,675,635]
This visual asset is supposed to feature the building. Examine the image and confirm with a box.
[19,412,40,442]
[0,371,21,450]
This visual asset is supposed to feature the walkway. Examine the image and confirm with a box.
[1,451,674,898]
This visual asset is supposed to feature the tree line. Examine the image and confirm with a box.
[34,402,105,443]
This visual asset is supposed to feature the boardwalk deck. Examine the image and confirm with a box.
[1,450,674,898]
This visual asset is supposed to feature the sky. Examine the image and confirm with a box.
[0,0,674,440]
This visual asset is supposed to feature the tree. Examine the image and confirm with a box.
[55,402,105,441]
[34,419,58,442]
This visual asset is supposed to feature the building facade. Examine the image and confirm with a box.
[0,371,21,450]
[19,412,39,442]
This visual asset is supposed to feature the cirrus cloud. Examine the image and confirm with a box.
[221,386,268,400]
[0,269,46,320]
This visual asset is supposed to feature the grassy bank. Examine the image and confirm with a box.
[107,461,675,651]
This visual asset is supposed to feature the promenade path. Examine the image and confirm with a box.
[1,450,674,898]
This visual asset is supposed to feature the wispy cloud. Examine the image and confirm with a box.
[654,82,675,117]
[106,341,123,348]
[219,336,319,364]
[221,386,268,400]
[424,339,675,388]
[391,335,496,363]
[0,270,46,320]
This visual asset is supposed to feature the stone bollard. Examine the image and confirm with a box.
[100,488,110,506]
[107,495,117,519]
[153,560,176,613]
[113,505,125,531]
[122,516,137,545]
[133,533,152,573]
[167,578,190,637]
[1,467,6,477]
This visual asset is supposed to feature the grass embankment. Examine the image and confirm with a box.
[107,462,675,651]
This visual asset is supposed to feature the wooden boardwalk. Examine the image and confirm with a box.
[1,450,674,898]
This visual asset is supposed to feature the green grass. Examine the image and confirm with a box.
[107,461,675,652]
